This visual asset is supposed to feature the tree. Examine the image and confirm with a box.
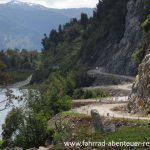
[2,108,52,148]
[58,25,64,41]
[80,13,88,28]
[41,34,51,51]
[1,71,73,148]
[0,60,11,85]
[40,72,72,116]
[68,27,80,41]
[49,29,59,44]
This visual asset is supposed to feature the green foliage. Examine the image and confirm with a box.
[37,0,128,84]
[111,76,120,85]
[40,72,72,116]
[0,60,11,85]
[132,12,150,65]
[0,49,40,83]
[31,69,51,83]
[131,43,145,65]
[0,140,4,149]
[80,13,88,28]
[81,0,128,63]
[8,70,32,83]
[142,14,150,32]
[2,97,54,148]
[2,71,75,148]
[52,116,150,149]
[0,49,40,70]
[73,88,111,99]
[72,65,93,88]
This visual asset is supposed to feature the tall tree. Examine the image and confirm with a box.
[80,13,88,28]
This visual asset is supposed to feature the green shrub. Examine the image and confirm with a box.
[131,43,145,65]
[73,89,85,99]
[0,140,5,149]
[142,14,150,32]
[73,88,110,99]
[111,76,120,85]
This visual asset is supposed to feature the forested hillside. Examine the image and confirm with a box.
[40,0,150,77]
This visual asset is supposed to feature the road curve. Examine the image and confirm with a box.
[72,101,150,120]
[72,70,150,120]
[10,75,32,88]
[0,75,33,89]
[88,69,135,81]
[84,83,133,91]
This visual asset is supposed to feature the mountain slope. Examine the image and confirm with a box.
[40,0,150,77]
[81,0,149,75]
[0,1,93,50]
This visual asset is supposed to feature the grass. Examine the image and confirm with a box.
[59,111,88,118]
[52,125,150,149]
[8,69,32,83]
[113,118,150,124]
[98,126,150,142]
[51,116,150,149]
[48,111,89,129]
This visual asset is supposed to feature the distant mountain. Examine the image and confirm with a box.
[0,1,93,50]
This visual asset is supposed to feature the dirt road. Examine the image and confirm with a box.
[72,70,150,120]
[72,101,150,120]
[6,75,32,88]
[88,69,135,81]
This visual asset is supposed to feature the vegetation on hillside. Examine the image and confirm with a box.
[0,49,40,83]
[81,0,128,64]
[31,0,128,83]
[142,14,150,32]
[131,43,146,65]
[0,60,11,85]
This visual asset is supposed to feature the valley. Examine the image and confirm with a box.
[0,0,150,149]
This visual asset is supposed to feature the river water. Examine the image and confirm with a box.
[0,88,24,138]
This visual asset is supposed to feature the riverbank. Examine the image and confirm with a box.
[0,75,32,138]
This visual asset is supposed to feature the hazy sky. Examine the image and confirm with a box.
[0,0,99,8]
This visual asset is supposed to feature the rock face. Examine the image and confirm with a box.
[106,0,145,75]
[128,54,150,114]
[88,0,148,75]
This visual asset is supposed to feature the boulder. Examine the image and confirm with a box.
[128,54,150,114]
[91,109,104,132]
[91,109,115,133]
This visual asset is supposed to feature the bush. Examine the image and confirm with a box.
[131,43,145,65]
[73,89,85,99]
[73,88,110,99]
[0,140,4,149]
[2,108,53,149]
[142,14,150,32]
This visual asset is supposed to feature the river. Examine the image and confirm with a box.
[0,89,24,138]
[0,75,32,138]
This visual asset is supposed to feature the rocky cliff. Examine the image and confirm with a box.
[105,0,146,75]
[84,0,149,75]
[128,53,150,114]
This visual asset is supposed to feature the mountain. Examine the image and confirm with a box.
[0,0,93,50]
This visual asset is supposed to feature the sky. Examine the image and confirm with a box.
[0,0,99,8]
